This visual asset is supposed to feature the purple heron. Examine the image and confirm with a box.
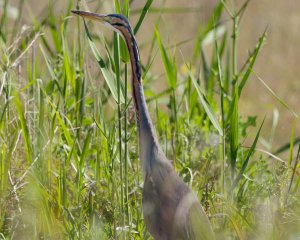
[72,10,215,240]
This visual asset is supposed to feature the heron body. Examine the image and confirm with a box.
[72,10,215,240]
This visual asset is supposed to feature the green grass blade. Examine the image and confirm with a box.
[229,93,239,173]
[0,100,9,127]
[155,28,177,89]
[83,20,124,103]
[287,144,300,194]
[255,72,298,118]
[123,0,129,17]
[1,132,17,193]
[273,137,300,155]
[190,73,223,136]
[114,0,122,14]
[39,45,56,80]
[61,23,75,92]
[193,2,223,59]
[40,44,62,93]
[134,0,154,34]
[292,144,300,193]
[200,46,210,88]
[238,30,266,97]
[79,127,93,169]
[115,0,130,63]
[232,118,265,189]
[288,127,295,166]
[119,39,129,63]
[41,88,74,151]
[14,92,32,163]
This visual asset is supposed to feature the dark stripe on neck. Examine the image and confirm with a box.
[130,35,141,82]
[112,23,125,27]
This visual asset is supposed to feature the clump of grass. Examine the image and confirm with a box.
[0,0,299,239]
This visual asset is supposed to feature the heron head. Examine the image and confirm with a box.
[71,10,130,34]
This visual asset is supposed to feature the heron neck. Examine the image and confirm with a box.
[124,31,160,167]
[125,36,156,134]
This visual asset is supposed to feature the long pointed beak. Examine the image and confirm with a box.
[71,10,108,23]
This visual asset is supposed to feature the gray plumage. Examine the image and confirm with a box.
[141,129,214,240]
[72,10,215,240]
